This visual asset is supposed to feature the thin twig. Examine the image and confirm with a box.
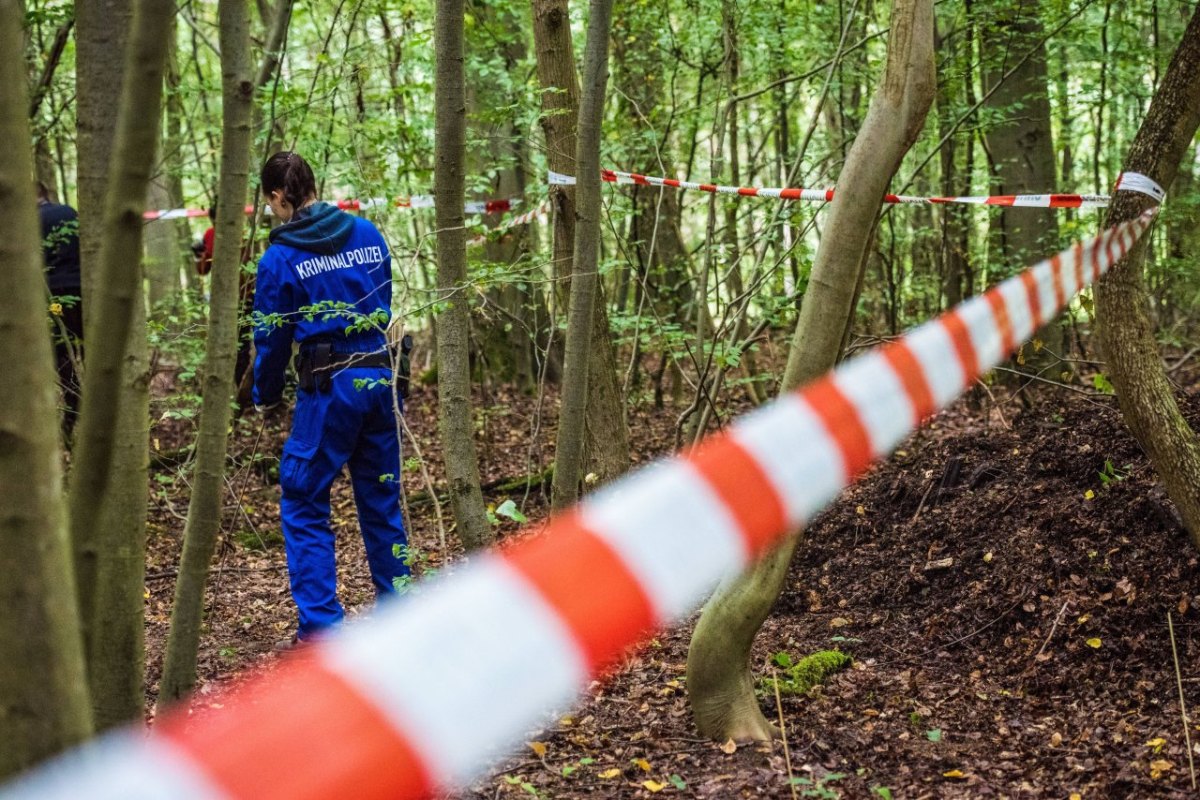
[1034,601,1071,660]
[1168,612,1196,790]
[772,665,799,800]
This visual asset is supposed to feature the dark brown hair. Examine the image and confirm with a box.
[261,151,316,210]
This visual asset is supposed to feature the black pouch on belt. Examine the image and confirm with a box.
[295,342,334,393]
[397,334,413,400]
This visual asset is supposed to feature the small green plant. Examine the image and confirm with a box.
[789,771,846,798]
[502,775,539,796]
[871,786,894,799]
[1098,459,1130,487]
[487,498,528,526]
[392,544,435,593]
[761,650,852,696]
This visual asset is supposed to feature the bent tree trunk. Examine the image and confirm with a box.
[1095,7,1200,546]
[434,0,492,550]
[686,0,936,741]
[159,0,254,704]
[70,0,173,731]
[0,1,93,775]
[550,0,616,510]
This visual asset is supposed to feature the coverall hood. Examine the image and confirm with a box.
[269,201,356,255]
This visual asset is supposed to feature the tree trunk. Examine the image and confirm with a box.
[979,0,1062,362]
[0,1,93,775]
[532,0,629,488]
[550,0,615,510]
[68,0,173,730]
[434,0,492,550]
[159,0,253,705]
[1095,6,1200,546]
[686,0,935,742]
[144,175,181,309]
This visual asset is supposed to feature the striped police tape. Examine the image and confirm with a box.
[550,168,1160,209]
[1,176,1162,799]
[141,197,520,221]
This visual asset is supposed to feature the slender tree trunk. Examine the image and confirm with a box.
[550,0,615,510]
[434,0,492,549]
[532,0,628,487]
[980,0,1062,364]
[68,0,173,730]
[159,0,253,704]
[1096,6,1200,546]
[0,1,92,775]
[145,175,181,309]
[686,0,935,741]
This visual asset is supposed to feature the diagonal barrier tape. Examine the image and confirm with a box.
[1,176,1163,800]
[548,168,1148,209]
[468,199,553,246]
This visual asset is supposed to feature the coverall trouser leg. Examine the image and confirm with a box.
[279,370,409,639]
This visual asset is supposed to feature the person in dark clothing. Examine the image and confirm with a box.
[252,152,409,645]
[37,182,83,435]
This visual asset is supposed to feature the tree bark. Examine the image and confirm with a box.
[145,174,181,309]
[0,0,93,775]
[1095,6,1200,546]
[434,0,492,550]
[686,0,935,742]
[532,0,629,488]
[69,0,173,730]
[979,0,1062,363]
[159,0,253,705]
[550,0,615,510]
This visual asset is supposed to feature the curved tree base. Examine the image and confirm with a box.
[686,535,800,741]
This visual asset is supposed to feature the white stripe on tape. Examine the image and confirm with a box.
[904,320,967,407]
[1116,172,1166,202]
[832,351,917,457]
[957,296,1005,374]
[580,461,749,621]
[548,171,577,186]
[731,394,848,529]
[996,275,1037,345]
[321,556,587,789]
[1012,194,1051,208]
[0,733,226,800]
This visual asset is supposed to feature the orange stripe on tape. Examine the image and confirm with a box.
[1049,252,1066,312]
[802,378,872,480]
[688,438,787,558]
[939,311,979,387]
[159,658,434,800]
[1074,240,1087,292]
[1019,269,1042,330]
[880,340,936,422]
[503,515,656,671]
[984,289,1015,357]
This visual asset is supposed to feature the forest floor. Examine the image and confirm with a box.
[143,347,1200,799]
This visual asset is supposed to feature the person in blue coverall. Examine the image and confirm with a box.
[252,151,409,645]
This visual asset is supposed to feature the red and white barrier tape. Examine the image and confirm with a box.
[468,199,553,246]
[550,169,1154,209]
[2,176,1162,800]
[141,197,519,221]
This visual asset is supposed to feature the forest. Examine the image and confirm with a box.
[2,0,1200,796]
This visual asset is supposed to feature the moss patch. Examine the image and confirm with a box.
[760,649,852,696]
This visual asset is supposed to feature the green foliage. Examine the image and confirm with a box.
[762,650,852,696]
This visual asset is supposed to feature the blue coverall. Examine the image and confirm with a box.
[252,202,409,639]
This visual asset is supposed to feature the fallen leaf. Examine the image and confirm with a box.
[1150,759,1174,779]
[983,551,993,563]
[528,741,547,758]
[942,769,965,779]
[856,505,866,516]
[634,758,651,772]
[1086,637,1102,649]
[720,739,738,754]
[643,780,666,793]
[1145,737,1167,753]
[1050,732,1063,747]
[830,617,852,628]
[598,768,621,779]
[1084,489,1095,501]
[1069,794,1082,800]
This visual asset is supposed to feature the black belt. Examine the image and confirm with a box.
[296,343,392,392]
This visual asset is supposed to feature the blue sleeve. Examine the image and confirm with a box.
[379,227,393,311]
[252,251,294,406]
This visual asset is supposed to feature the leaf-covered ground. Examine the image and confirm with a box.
[144,357,1200,798]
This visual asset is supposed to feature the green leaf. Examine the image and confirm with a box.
[926,728,942,742]
[495,498,528,523]
[1092,372,1115,394]
[669,774,687,790]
